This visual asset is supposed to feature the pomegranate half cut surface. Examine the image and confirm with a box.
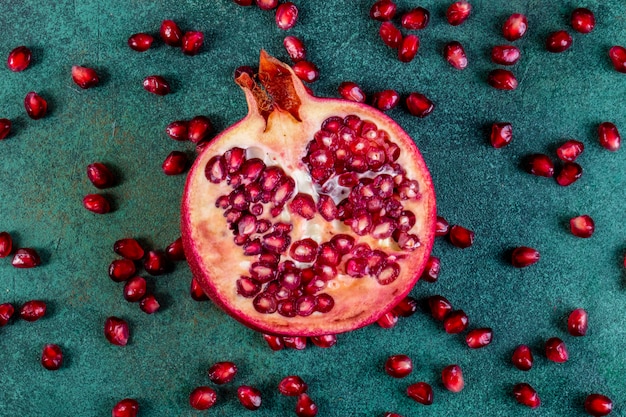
[182,51,436,336]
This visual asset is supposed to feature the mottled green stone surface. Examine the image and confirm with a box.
[1,1,625,416]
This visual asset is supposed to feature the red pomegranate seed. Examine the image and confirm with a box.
[466,328,493,348]
[144,250,170,275]
[338,81,366,103]
[189,386,217,410]
[208,361,238,384]
[279,375,308,396]
[545,337,568,363]
[20,300,47,321]
[487,69,518,90]
[293,61,320,83]
[143,75,171,95]
[557,140,584,161]
[166,237,185,261]
[109,259,136,282]
[444,41,468,70]
[187,116,213,143]
[512,344,534,371]
[503,14,528,41]
[568,308,588,336]
[190,277,208,301]
[0,303,15,326]
[139,294,160,314]
[7,46,32,72]
[420,256,440,282]
[392,296,418,317]
[162,151,188,175]
[41,343,63,370]
[87,163,115,188]
[443,309,469,334]
[295,393,318,417]
[377,310,398,328]
[379,22,402,49]
[311,334,337,348]
[401,7,429,30]
[448,225,474,248]
[237,385,262,410]
[123,276,147,302]
[398,35,419,63]
[0,118,11,140]
[407,382,433,405]
[256,0,278,10]
[275,2,298,30]
[513,383,541,408]
[263,334,284,351]
[233,0,253,5]
[429,295,453,321]
[441,364,464,392]
[609,46,626,73]
[128,33,153,52]
[71,65,99,89]
[584,394,613,416]
[370,0,397,21]
[524,153,555,177]
[546,31,573,53]
[181,31,204,55]
[385,354,413,378]
[160,20,182,46]
[166,120,188,141]
[371,89,400,112]
[0,232,12,257]
[112,398,139,417]
[490,122,513,148]
[571,8,595,34]
[114,238,144,260]
[511,246,540,268]
[446,1,471,26]
[405,92,434,117]
[83,194,111,214]
[491,45,521,65]
[435,216,450,236]
[12,248,41,268]
[597,122,621,151]
[283,36,306,62]
[24,92,47,119]
[104,316,129,346]
[570,215,594,238]
[556,162,582,186]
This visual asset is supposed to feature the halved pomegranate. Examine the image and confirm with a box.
[182,51,436,337]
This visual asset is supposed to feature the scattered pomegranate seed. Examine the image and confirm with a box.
[279,375,308,396]
[87,163,116,188]
[165,237,185,261]
[441,364,464,392]
[7,46,32,72]
[448,225,474,248]
[405,92,434,117]
[608,46,626,73]
[283,336,307,350]
[283,36,306,62]
[139,294,160,314]
[41,343,63,370]
[512,344,534,371]
[429,295,453,321]
[379,22,402,49]
[511,246,540,268]
[444,41,468,70]
[570,215,595,238]
[293,60,320,83]
[0,232,12,257]
[502,14,528,41]
[256,0,278,10]
[584,394,613,416]
[112,398,139,417]
[398,34,420,63]
[524,154,555,177]
[0,303,15,326]
[338,81,366,103]
[310,334,337,348]
[371,90,400,112]
[83,194,111,214]
[443,309,469,333]
[401,7,429,30]
[20,300,47,321]
[144,250,170,275]
[162,151,188,175]
[114,238,145,260]
[545,337,568,363]
[263,334,284,351]
[377,310,398,328]
[546,31,573,53]
[555,162,582,186]
[166,120,188,141]
[208,361,238,384]
[143,75,171,95]
[128,33,154,52]
[237,385,262,410]
[189,386,217,410]
[568,308,588,336]
[160,20,182,46]
[12,248,41,268]
[275,2,298,30]
[490,122,513,148]
[24,91,48,119]
[571,8,595,34]
[187,116,213,143]
[181,31,204,55]
[393,296,419,317]
[123,276,147,302]
[71,65,99,89]
[513,383,541,408]
[466,328,493,348]
[190,277,209,301]
[597,122,621,151]
[435,216,450,236]
[295,393,318,417]
[446,1,471,26]
[420,256,440,282]
[407,382,433,405]
[385,354,413,378]
[370,0,396,21]
[557,140,584,161]
[233,0,253,5]
[109,259,137,282]
[104,316,129,346]
[487,69,518,90]
[0,118,11,140]
[491,45,521,65]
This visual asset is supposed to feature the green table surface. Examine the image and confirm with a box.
[1,1,625,416]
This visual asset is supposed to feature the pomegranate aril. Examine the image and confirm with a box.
[443,41,468,70]
[233,0,253,5]
[238,385,262,410]
[421,256,440,283]
[166,237,185,261]
[444,309,469,334]
[128,33,153,52]
[338,82,366,103]
[190,277,209,300]
[20,300,47,321]
[12,248,41,268]
[104,316,129,346]
[208,361,238,384]
[405,93,434,117]
[377,310,398,328]
[109,259,136,282]
[0,303,15,326]
[293,60,320,83]
[0,232,13,258]
[139,294,160,313]
[598,122,621,151]
[372,90,400,112]
[370,0,396,21]
[144,250,170,275]
[0,118,11,140]
[162,151,188,175]
[446,1,471,26]
[392,296,418,318]
[385,354,413,378]
[7,46,31,71]
[512,344,533,371]
[429,295,453,321]
[503,14,528,41]
[71,65,99,89]
[556,162,582,186]
[83,194,111,214]
[143,75,171,95]
[487,69,518,90]
[160,20,182,46]
[448,225,474,248]
[398,35,419,63]
[546,31,573,53]
[275,2,298,30]
[511,246,540,268]
[41,343,63,370]
[114,238,144,260]
[407,382,433,405]
[189,386,217,410]
[609,46,626,73]
[166,120,188,141]
[442,364,464,392]
[584,394,613,417]
[513,383,541,408]
[330,234,354,255]
[181,31,204,55]
[314,293,335,313]
[123,276,147,302]
[525,153,555,177]
[379,22,402,49]
[188,116,213,143]
[283,36,306,62]
[568,308,588,336]
[571,8,595,34]
[401,7,429,30]
[570,215,594,238]
[436,216,450,236]
[256,0,278,10]
[279,375,308,396]
[491,45,520,66]
[466,328,493,348]
[489,122,513,148]
[263,334,284,351]
[24,92,47,119]
[545,337,568,363]
[112,399,139,417]
[295,393,318,417]
[557,140,584,161]
[87,163,115,188]
[311,334,337,348]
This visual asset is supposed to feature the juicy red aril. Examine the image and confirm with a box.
[407,382,433,405]
[160,20,182,46]
[189,386,217,410]
[371,89,400,112]
[7,46,31,71]
[144,250,169,275]
[188,116,213,143]
[377,310,398,328]
[139,294,160,314]
[370,0,396,21]
[311,334,337,348]
[166,237,186,261]
[545,337,568,363]
[546,31,573,53]
[444,41,468,70]
[289,238,318,262]
[513,383,541,408]
[441,364,464,392]
[511,246,540,268]
[293,61,320,83]
[420,256,440,282]
[448,225,474,248]
[429,295,452,320]
[609,46,626,73]
[256,0,278,10]
[123,276,147,302]
[503,14,528,41]
[191,277,209,300]
[443,309,469,333]
[20,300,47,321]
[379,22,402,49]
[71,65,99,89]
[557,140,584,161]
[385,354,413,378]
[128,33,153,52]
[490,122,513,148]
[166,120,188,141]
[233,0,253,5]
[181,31,204,55]
[446,1,471,26]
[104,316,129,346]
[487,69,518,90]
[0,118,11,140]
[263,334,284,351]
[12,248,41,268]
[570,215,595,238]
[524,154,554,177]
[83,194,111,214]
[398,35,419,63]
[402,7,429,30]
[24,92,47,119]
[571,8,595,34]
[556,162,582,186]
[405,93,434,117]
[568,308,588,336]
[598,122,621,151]
[41,343,63,370]
[584,394,613,417]
[0,303,15,326]
[275,2,298,30]
[283,36,306,62]
[109,259,136,282]
[112,399,139,417]
[87,163,115,188]
[208,361,238,384]
[512,344,533,371]
[393,296,418,317]
[295,393,318,417]
[436,216,449,236]
[0,232,12,257]
[237,385,262,410]
[143,75,171,95]
[283,336,307,350]
[338,81,366,103]
[466,328,493,348]
[162,151,188,175]
[113,239,143,261]
[491,45,521,65]
[279,375,308,396]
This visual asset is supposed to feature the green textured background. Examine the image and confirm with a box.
[1,1,625,416]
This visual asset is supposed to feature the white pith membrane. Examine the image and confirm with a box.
[182,52,436,336]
